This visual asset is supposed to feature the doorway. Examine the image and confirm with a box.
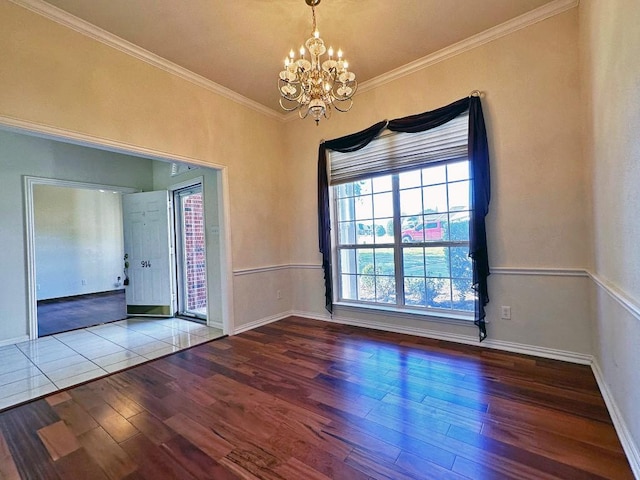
[172,181,208,322]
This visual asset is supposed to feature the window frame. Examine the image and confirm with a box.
[329,160,475,320]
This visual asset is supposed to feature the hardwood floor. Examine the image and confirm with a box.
[0,317,633,479]
[38,290,127,336]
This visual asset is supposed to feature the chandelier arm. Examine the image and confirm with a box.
[332,98,353,113]
[280,98,303,112]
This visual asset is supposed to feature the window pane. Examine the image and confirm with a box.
[376,276,396,303]
[422,164,446,185]
[450,246,472,279]
[401,219,424,243]
[423,214,447,242]
[337,198,354,222]
[338,221,355,245]
[449,211,470,241]
[403,247,425,276]
[404,277,426,306]
[335,183,355,198]
[452,278,475,312]
[448,180,470,211]
[373,192,393,218]
[340,249,357,275]
[447,161,469,181]
[425,247,450,278]
[356,179,372,195]
[357,275,376,301]
[399,170,421,189]
[354,196,372,220]
[356,248,374,274]
[356,221,374,244]
[426,278,452,309]
[341,274,357,300]
[372,175,392,193]
[374,218,393,243]
[374,248,395,275]
[423,184,448,213]
[400,187,422,216]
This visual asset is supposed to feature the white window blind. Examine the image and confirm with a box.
[329,113,469,185]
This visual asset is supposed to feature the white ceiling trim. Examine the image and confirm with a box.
[9,0,287,121]
[11,0,577,124]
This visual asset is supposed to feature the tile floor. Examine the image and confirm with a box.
[0,317,223,411]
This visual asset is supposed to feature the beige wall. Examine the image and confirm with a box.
[0,0,290,333]
[580,0,640,468]
[3,0,638,468]
[286,9,592,355]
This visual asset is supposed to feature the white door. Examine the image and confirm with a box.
[122,191,174,316]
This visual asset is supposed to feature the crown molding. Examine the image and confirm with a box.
[8,0,287,122]
[357,0,579,95]
[11,0,577,125]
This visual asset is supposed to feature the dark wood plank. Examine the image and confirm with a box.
[0,316,633,479]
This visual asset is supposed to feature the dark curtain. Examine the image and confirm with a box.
[318,121,388,313]
[318,97,490,340]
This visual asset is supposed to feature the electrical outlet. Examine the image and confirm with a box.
[501,305,511,320]
[81,279,87,286]
[277,290,282,300]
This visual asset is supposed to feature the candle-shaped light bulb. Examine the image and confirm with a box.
[343,61,349,69]
[289,49,295,59]
[314,30,320,39]
[337,49,343,59]
[300,46,305,57]
[284,58,290,68]
[328,47,334,58]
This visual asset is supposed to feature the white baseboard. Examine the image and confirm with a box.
[206,320,223,330]
[291,309,593,365]
[0,335,29,348]
[591,360,640,479]
[232,311,293,335]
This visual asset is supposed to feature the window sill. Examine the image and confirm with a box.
[333,301,475,325]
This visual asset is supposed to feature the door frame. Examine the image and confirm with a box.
[24,176,138,339]
[7,118,235,340]
[169,177,209,322]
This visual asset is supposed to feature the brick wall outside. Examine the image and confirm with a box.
[183,193,207,310]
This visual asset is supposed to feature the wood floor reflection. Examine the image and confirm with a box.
[0,317,633,479]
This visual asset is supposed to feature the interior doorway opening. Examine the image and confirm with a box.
[173,182,208,322]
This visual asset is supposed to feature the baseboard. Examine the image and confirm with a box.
[0,335,29,347]
[232,311,294,335]
[290,310,593,365]
[206,320,223,330]
[591,360,640,478]
[38,289,125,304]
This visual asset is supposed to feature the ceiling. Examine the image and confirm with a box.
[40,0,558,114]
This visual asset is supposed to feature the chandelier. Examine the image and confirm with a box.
[278,0,357,124]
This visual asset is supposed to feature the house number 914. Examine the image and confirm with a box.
[141,261,152,268]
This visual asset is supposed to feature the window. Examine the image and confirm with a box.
[330,114,475,315]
